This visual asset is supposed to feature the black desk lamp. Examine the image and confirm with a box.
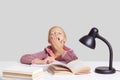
[79,27,116,74]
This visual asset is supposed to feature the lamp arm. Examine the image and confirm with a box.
[96,34,113,70]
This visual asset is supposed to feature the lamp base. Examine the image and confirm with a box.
[95,66,116,74]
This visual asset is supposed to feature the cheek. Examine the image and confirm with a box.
[48,37,52,43]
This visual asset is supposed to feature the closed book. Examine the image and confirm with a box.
[2,65,43,79]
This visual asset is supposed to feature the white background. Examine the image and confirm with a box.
[0,0,120,61]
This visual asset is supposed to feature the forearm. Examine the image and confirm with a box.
[20,51,48,64]
[54,48,65,58]
[20,54,35,64]
[60,50,78,63]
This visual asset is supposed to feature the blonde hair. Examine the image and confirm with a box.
[48,26,67,43]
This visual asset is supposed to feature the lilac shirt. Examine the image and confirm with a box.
[20,46,78,64]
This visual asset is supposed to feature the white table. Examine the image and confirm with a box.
[0,61,120,80]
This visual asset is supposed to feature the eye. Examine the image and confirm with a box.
[50,33,53,35]
[58,32,62,34]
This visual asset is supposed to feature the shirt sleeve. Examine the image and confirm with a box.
[60,49,78,63]
[20,51,48,64]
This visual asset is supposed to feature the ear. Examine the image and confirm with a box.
[48,38,52,44]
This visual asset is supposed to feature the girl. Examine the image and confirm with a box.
[20,26,78,64]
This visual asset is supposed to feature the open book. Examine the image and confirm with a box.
[47,60,91,75]
[2,65,43,80]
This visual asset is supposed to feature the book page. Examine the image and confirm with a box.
[49,64,71,71]
[3,65,43,75]
[31,60,64,67]
[47,67,72,75]
[66,60,90,74]
[47,65,72,75]
[31,60,67,71]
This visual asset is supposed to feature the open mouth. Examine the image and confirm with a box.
[58,38,60,40]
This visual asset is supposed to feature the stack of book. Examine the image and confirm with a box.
[1,65,43,80]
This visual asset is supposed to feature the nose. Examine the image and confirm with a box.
[54,32,56,34]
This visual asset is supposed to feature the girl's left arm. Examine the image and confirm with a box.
[58,49,78,63]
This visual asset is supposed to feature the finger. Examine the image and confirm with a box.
[53,33,59,41]
[31,61,35,64]
[53,34,58,41]
[51,35,59,44]
[62,40,64,45]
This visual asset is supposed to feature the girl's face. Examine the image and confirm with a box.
[48,27,66,43]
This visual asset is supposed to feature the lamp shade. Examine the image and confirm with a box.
[79,35,96,49]
[79,27,98,49]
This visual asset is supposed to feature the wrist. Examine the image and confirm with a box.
[54,50,65,59]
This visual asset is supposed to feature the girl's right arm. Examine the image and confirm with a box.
[20,51,47,64]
